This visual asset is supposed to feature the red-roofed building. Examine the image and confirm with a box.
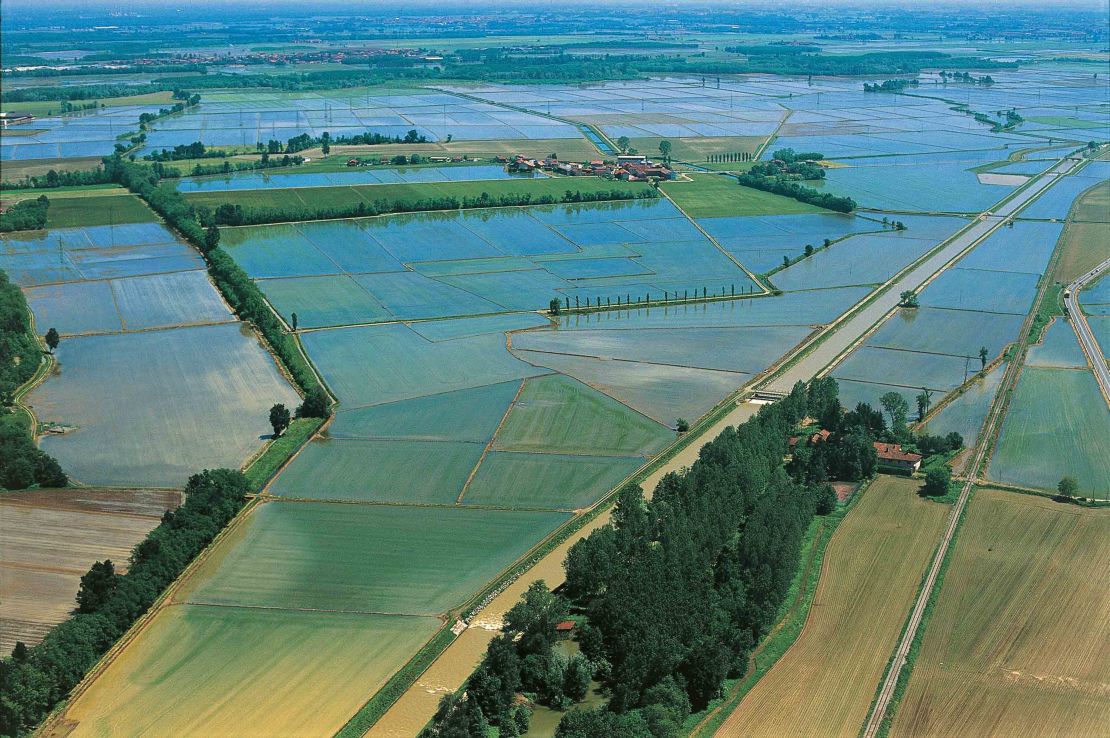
[555,620,576,635]
[873,442,923,473]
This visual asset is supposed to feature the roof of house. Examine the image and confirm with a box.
[555,620,576,632]
[873,442,923,463]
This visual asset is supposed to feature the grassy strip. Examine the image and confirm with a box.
[243,417,322,490]
[867,486,973,738]
[686,481,867,737]
[183,176,653,214]
[335,627,458,738]
[1025,281,1064,346]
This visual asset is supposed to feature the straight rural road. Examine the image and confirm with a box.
[1065,256,1110,402]
[765,155,1086,395]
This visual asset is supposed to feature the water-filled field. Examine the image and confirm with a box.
[225,198,759,326]
[30,322,299,487]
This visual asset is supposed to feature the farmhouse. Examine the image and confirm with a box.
[873,442,923,473]
[0,111,35,127]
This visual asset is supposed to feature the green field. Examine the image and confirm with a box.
[891,489,1110,738]
[462,451,642,510]
[270,438,483,503]
[61,604,440,737]
[43,194,154,228]
[661,173,824,218]
[179,500,570,615]
[493,374,673,457]
[183,176,653,212]
[988,366,1110,497]
[624,136,765,168]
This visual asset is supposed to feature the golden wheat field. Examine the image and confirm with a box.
[716,475,949,738]
[890,488,1110,738]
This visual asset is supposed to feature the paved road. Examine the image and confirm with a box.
[765,156,1086,395]
[1065,256,1110,402]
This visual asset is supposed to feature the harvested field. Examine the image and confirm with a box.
[715,475,949,738]
[890,489,1110,738]
[56,605,440,738]
[0,488,180,651]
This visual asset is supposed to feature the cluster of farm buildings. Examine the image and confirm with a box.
[504,153,677,181]
[789,430,925,473]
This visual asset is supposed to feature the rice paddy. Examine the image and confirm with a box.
[179,501,569,615]
[988,366,1110,496]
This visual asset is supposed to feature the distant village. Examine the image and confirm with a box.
[343,151,679,181]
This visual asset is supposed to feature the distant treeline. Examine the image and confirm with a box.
[736,172,855,213]
[0,168,113,192]
[205,188,659,227]
[0,469,249,735]
[0,196,49,232]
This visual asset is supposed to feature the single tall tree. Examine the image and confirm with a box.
[978,346,988,370]
[617,135,631,154]
[916,388,932,422]
[204,225,220,253]
[880,391,909,429]
[269,403,291,438]
[44,327,60,354]
[1057,476,1078,499]
[291,311,299,332]
[658,139,672,162]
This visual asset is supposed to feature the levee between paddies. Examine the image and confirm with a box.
[890,489,1110,738]
[716,475,949,738]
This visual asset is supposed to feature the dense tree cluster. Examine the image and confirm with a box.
[862,79,920,92]
[750,150,826,181]
[205,188,659,227]
[0,469,250,735]
[281,128,426,154]
[736,172,855,213]
[0,196,49,232]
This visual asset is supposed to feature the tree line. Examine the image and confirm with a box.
[423,379,851,737]
[736,172,855,213]
[0,271,68,491]
[0,196,49,232]
[204,188,659,227]
[0,469,250,735]
[1,167,114,191]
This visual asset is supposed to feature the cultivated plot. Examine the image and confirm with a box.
[891,490,1110,738]
[180,501,570,615]
[718,476,949,738]
[59,605,441,738]
[988,366,1110,496]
